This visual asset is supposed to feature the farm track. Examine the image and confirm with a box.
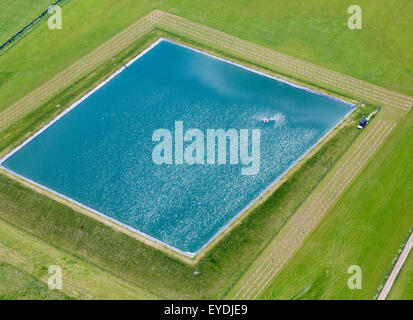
[233,119,396,300]
[0,9,410,299]
[0,10,412,132]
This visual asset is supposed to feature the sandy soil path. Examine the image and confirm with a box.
[377,231,413,300]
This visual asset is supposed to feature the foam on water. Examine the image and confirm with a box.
[254,112,287,128]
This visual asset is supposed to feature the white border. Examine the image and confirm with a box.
[0,37,357,258]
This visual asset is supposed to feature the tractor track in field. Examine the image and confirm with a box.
[233,119,396,300]
[1,10,412,133]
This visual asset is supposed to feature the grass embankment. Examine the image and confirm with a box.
[0,0,412,114]
[260,111,413,300]
[0,104,371,299]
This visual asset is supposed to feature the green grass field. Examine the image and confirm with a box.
[0,1,412,299]
[0,0,56,45]
[259,111,413,300]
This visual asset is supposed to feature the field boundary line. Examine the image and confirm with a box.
[156,16,410,110]
[0,0,71,56]
[0,20,154,127]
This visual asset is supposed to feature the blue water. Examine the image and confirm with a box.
[2,39,352,254]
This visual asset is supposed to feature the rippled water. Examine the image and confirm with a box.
[2,39,353,255]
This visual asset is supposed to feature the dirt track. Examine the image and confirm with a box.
[377,230,413,300]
